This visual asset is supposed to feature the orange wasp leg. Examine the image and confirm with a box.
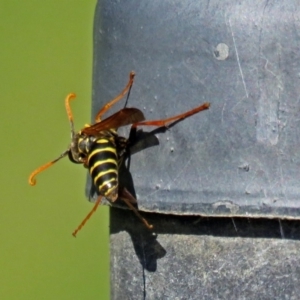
[121,198,154,229]
[132,102,210,128]
[72,195,103,237]
[119,188,153,230]
[72,187,153,236]
[94,71,135,123]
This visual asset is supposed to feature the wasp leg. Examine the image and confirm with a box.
[72,195,103,237]
[94,72,135,122]
[119,188,153,230]
[132,102,210,128]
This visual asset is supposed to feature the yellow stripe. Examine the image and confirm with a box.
[99,177,117,191]
[90,147,116,156]
[96,139,112,144]
[94,169,118,183]
[105,185,118,197]
[88,147,116,164]
[89,158,117,174]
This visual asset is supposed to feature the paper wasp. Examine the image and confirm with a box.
[28,71,210,236]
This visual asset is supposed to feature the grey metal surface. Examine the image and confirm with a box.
[90,0,300,219]
[110,208,300,300]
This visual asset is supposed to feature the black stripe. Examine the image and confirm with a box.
[90,162,117,179]
[89,151,117,168]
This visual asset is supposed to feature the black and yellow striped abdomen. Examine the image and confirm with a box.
[87,137,119,201]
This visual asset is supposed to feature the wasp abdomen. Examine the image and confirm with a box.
[88,138,118,201]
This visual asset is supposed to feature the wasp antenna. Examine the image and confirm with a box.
[72,195,103,237]
[65,93,77,139]
[28,150,69,186]
[65,93,76,122]
[29,161,55,186]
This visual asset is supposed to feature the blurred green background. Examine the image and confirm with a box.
[0,1,109,299]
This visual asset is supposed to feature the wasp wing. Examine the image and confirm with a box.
[82,108,145,135]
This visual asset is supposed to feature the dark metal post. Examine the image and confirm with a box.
[91,1,300,298]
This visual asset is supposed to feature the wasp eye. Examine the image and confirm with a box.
[78,153,86,161]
